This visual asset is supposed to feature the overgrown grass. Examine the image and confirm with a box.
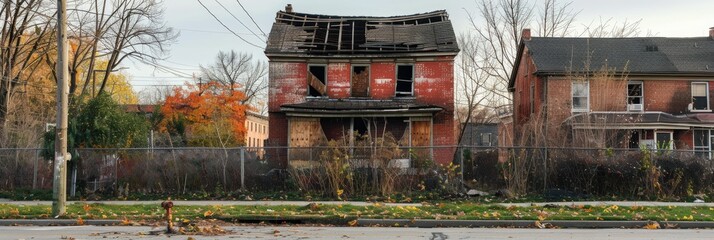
[0,203,712,222]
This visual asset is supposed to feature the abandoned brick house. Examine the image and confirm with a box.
[506,28,714,157]
[265,6,459,167]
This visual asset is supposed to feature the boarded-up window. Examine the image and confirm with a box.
[410,120,431,160]
[308,65,327,97]
[351,65,369,97]
[396,65,413,97]
[289,117,326,162]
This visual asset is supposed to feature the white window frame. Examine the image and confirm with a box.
[654,131,674,150]
[693,129,711,159]
[627,81,643,111]
[571,81,589,112]
[691,82,710,112]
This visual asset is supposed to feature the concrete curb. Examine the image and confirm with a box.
[0,219,123,226]
[356,219,714,229]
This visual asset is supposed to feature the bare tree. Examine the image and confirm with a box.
[0,0,56,125]
[95,0,177,95]
[455,34,498,146]
[199,50,267,110]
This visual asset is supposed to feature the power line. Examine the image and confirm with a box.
[235,0,268,38]
[196,0,264,49]
[213,0,265,42]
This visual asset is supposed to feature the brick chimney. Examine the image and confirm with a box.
[285,4,293,13]
[521,28,531,41]
[710,27,714,40]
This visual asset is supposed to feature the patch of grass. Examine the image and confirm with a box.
[0,203,712,222]
[0,189,53,201]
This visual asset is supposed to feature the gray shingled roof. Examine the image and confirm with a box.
[525,37,714,74]
[265,10,459,57]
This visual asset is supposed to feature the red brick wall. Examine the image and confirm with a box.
[327,63,351,99]
[643,80,691,114]
[512,47,543,125]
[269,58,456,166]
[414,60,455,164]
[370,62,396,99]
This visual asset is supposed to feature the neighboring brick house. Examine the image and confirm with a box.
[245,112,268,158]
[507,28,714,156]
[265,6,459,167]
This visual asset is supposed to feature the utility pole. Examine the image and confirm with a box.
[52,0,71,217]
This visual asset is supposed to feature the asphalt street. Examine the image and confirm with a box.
[2,226,714,240]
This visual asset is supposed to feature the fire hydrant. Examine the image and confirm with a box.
[161,198,174,233]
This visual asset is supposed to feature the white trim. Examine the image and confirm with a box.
[654,130,674,150]
[571,81,589,112]
[691,82,709,111]
[627,81,644,112]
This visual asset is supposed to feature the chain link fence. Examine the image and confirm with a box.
[1,146,713,199]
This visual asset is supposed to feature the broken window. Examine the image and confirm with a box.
[395,65,414,97]
[692,82,709,111]
[308,65,327,97]
[351,65,369,97]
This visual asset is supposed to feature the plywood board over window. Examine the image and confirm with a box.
[410,120,431,160]
[288,117,327,162]
[352,65,369,97]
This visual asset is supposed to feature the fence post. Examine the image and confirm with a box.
[459,147,464,187]
[543,147,548,192]
[240,147,245,190]
[32,150,38,189]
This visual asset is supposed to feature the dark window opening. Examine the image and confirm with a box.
[351,66,369,97]
[308,65,326,97]
[395,65,413,97]
[353,118,369,136]
[628,130,640,149]
[627,82,643,104]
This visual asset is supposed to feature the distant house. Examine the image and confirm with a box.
[265,5,460,167]
[245,112,268,158]
[459,123,498,147]
[506,27,714,156]
[123,104,156,118]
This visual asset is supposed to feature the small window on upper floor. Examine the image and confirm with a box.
[572,81,589,112]
[692,82,709,111]
[395,65,413,97]
[627,81,643,111]
[308,65,327,97]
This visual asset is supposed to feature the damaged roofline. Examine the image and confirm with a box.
[265,52,459,59]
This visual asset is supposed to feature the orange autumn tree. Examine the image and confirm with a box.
[160,81,248,147]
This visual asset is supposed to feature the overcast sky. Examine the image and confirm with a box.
[127,0,714,96]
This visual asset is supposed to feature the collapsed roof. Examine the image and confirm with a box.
[265,10,459,57]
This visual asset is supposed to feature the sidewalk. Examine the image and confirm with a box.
[1,199,712,207]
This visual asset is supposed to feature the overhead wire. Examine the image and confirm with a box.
[196,0,264,49]
[235,0,267,38]
[213,0,265,42]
